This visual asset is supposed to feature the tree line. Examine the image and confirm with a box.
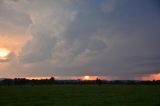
[0,77,160,86]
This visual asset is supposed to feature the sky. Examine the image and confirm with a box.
[0,0,160,80]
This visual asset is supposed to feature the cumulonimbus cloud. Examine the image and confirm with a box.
[0,0,160,79]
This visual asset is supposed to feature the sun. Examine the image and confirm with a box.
[0,48,10,58]
[84,76,90,80]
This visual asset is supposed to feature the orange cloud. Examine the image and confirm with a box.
[136,73,160,80]
[0,35,30,56]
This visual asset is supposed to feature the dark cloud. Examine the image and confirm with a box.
[20,0,160,79]
[20,34,56,63]
[0,0,31,36]
[0,0,160,79]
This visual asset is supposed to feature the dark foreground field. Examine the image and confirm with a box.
[0,85,160,106]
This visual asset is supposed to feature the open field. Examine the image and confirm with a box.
[0,85,160,106]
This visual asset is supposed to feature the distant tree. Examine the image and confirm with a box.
[49,76,55,84]
[77,79,82,85]
[2,79,13,85]
[14,78,28,85]
[96,78,102,85]
[50,76,55,81]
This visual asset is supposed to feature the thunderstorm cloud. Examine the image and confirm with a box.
[0,0,160,79]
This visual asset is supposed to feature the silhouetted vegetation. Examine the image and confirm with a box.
[0,77,55,86]
[0,77,160,86]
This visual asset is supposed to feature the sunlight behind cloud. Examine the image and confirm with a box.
[0,48,10,57]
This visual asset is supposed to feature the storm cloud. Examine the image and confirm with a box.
[0,0,160,79]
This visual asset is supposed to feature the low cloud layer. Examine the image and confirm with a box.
[0,0,160,79]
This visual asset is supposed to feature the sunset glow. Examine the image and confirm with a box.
[83,76,100,80]
[84,76,90,80]
[136,73,160,80]
[0,48,10,58]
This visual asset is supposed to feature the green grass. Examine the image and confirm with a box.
[0,85,160,106]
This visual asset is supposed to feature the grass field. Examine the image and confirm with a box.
[0,85,160,106]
